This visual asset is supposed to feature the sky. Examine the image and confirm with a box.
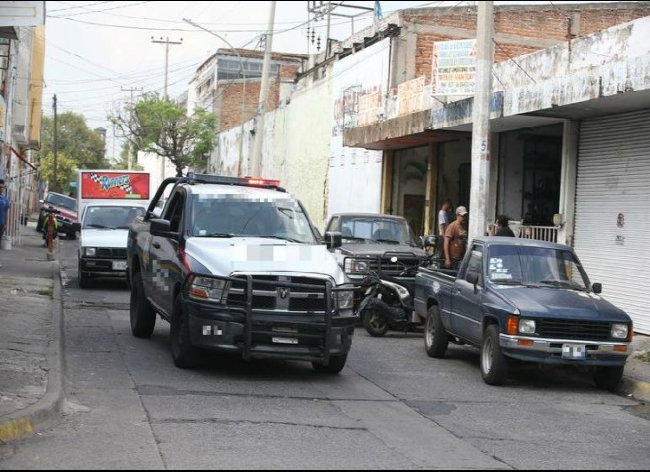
[42,0,625,161]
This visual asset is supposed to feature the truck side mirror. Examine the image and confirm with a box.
[592,283,602,294]
[151,219,178,240]
[324,231,342,249]
[467,272,479,287]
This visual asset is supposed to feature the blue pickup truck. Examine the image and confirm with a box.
[414,237,633,389]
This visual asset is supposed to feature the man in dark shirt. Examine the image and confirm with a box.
[495,215,515,237]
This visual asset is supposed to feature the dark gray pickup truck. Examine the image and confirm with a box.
[414,237,633,389]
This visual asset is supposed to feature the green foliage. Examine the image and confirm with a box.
[109,93,216,177]
[38,112,107,169]
[39,152,77,193]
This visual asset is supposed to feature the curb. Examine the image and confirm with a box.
[621,377,650,404]
[0,261,66,442]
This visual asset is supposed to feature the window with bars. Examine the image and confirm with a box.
[216,58,280,80]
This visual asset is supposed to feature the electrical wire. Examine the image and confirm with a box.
[48,1,154,18]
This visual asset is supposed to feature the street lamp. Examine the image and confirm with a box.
[183,18,247,174]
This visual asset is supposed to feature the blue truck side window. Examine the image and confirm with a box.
[464,245,484,286]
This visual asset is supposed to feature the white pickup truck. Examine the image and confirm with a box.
[74,203,147,288]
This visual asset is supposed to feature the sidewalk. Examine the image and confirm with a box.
[0,225,65,443]
[622,334,650,403]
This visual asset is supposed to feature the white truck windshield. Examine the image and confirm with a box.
[83,206,146,230]
[190,196,317,244]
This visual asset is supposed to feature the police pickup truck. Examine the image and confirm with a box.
[415,237,633,390]
[127,175,356,373]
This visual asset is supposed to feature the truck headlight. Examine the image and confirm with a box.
[84,248,97,257]
[345,259,370,274]
[519,319,536,335]
[337,290,355,309]
[189,276,229,303]
[611,324,629,340]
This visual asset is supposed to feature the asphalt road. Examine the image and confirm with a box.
[1,239,649,470]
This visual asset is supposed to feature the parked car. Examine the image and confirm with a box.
[127,174,356,373]
[37,192,78,240]
[325,213,428,285]
[414,237,634,390]
[73,203,147,288]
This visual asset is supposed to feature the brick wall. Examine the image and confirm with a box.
[407,4,650,83]
[217,64,300,132]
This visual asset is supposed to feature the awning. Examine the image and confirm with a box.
[12,147,37,172]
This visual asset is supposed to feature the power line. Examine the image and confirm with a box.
[49,1,114,12]
[492,39,537,84]
[48,1,154,18]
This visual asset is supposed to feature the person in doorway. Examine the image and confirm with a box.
[445,206,468,270]
[0,179,10,268]
[438,200,452,237]
[495,215,515,237]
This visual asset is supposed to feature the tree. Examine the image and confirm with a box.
[111,142,143,171]
[39,152,77,193]
[110,93,216,177]
[38,112,107,169]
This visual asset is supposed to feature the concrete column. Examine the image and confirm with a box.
[487,133,500,230]
[468,1,494,241]
[381,151,394,214]
[558,120,579,246]
[424,144,439,236]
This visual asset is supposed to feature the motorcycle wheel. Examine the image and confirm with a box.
[362,309,390,337]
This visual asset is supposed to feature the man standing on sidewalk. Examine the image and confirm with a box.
[0,179,10,268]
[445,206,469,270]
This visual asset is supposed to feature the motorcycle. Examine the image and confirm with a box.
[358,256,435,337]
[41,207,61,247]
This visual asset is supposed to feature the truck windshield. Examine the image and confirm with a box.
[340,217,419,247]
[487,245,590,290]
[190,196,317,244]
[83,206,146,229]
[46,194,77,212]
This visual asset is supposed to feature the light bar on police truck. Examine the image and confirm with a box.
[245,178,281,187]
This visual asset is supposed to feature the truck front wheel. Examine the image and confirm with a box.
[170,297,200,369]
[480,325,509,386]
[424,306,449,358]
[592,366,625,392]
[313,354,348,375]
[130,272,156,338]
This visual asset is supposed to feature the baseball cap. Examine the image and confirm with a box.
[456,206,468,216]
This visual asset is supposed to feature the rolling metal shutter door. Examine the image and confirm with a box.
[574,109,650,334]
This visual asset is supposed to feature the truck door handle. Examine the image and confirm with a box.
[152,242,161,249]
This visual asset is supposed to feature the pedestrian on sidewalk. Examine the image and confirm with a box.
[0,179,10,268]
[495,215,515,237]
[444,206,469,270]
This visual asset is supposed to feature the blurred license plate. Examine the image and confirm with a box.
[562,344,586,359]
[272,337,298,345]
[112,261,128,271]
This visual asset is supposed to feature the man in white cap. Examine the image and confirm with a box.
[445,206,468,270]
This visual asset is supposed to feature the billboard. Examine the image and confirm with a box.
[81,172,150,200]
[432,39,477,96]
[0,1,45,27]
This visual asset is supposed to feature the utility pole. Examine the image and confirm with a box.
[251,0,276,177]
[325,1,332,57]
[468,0,494,241]
[151,36,183,99]
[183,18,247,175]
[53,94,58,193]
[121,87,143,170]
[152,36,182,182]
